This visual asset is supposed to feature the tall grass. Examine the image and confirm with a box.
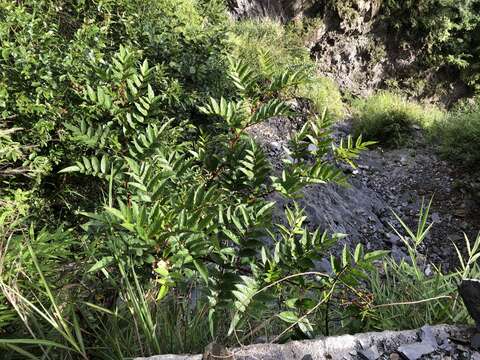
[352,91,445,146]
[0,251,213,359]
[297,77,345,121]
[230,19,310,74]
[1,201,479,357]
[366,200,479,331]
[0,243,87,359]
[431,97,480,167]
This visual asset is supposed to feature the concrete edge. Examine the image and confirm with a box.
[135,324,473,360]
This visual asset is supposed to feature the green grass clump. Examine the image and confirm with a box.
[366,200,477,331]
[297,77,344,121]
[432,98,480,167]
[230,19,311,74]
[352,91,445,146]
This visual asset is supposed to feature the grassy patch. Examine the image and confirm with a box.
[297,76,344,121]
[231,19,344,121]
[365,201,478,331]
[352,92,480,167]
[432,98,480,167]
[352,91,445,146]
[230,19,310,75]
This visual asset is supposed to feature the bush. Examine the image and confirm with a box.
[0,0,230,216]
[1,2,477,358]
[352,91,445,146]
[432,97,480,167]
[383,0,480,92]
[0,24,377,356]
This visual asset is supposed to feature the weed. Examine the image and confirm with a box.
[297,77,345,121]
[365,199,479,331]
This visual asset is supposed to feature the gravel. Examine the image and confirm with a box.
[248,115,480,271]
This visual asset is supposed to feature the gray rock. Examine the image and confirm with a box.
[459,279,480,329]
[424,264,433,277]
[472,334,480,350]
[227,0,317,20]
[316,258,333,274]
[391,245,410,263]
[136,356,201,360]
[420,325,438,346]
[386,233,401,246]
[431,212,441,223]
[358,345,381,360]
[398,342,436,360]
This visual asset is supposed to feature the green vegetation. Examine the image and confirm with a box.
[383,0,480,91]
[0,1,380,357]
[231,19,310,73]
[232,19,345,121]
[351,91,480,167]
[366,200,479,331]
[351,92,445,146]
[0,0,479,358]
[432,98,480,167]
[297,77,345,121]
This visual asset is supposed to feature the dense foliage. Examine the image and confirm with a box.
[433,97,480,166]
[0,0,479,359]
[0,1,381,357]
[0,0,229,208]
[383,0,480,91]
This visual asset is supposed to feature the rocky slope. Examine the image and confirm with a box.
[228,0,318,20]
[248,115,480,271]
[229,0,478,269]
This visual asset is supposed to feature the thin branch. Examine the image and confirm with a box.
[372,295,452,309]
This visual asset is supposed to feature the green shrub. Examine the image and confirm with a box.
[0,36,378,356]
[1,1,478,357]
[0,0,231,226]
[383,0,480,91]
[433,97,480,167]
[352,91,445,145]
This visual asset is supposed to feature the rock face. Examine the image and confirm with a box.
[136,325,477,360]
[227,0,381,24]
[460,280,480,330]
[227,0,319,20]
[228,0,470,102]
[227,0,388,96]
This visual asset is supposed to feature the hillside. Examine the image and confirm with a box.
[0,0,479,358]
